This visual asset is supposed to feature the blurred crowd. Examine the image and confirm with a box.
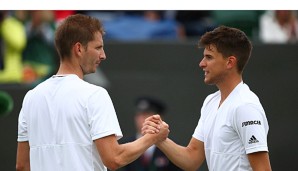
[0,10,298,85]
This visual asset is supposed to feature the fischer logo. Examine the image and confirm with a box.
[242,120,261,127]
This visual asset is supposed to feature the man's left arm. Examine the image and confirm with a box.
[16,141,30,171]
[234,104,271,171]
[248,151,271,171]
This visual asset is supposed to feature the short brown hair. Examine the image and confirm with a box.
[54,14,104,60]
[199,25,252,73]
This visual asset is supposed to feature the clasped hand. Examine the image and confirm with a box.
[141,115,169,143]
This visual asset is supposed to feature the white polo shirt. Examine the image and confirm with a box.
[18,74,123,171]
[193,82,269,171]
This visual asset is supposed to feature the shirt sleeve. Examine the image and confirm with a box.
[192,94,215,142]
[17,91,31,142]
[17,108,29,142]
[233,103,269,154]
[193,115,204,142]
[87,88,123,141]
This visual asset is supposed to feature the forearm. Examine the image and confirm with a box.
[16,142,30,171]
[248,151,272,171]
[97,120,168,170]
[115,134,157,167]
[157,138,204,171]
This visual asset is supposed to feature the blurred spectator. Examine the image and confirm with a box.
[175,10,217,38]
[22,10,58,85]
[211,10,261,40]
[54,10,76,27]
[78,10,123,23]
[0,12,4,70]
[259,10,298,43]
[0,11,27,83]
[102,10,181,41]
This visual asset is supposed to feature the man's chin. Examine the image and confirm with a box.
[204,79,215,85]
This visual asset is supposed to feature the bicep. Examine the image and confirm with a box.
[248,151,271,171]
[94,135,121,164]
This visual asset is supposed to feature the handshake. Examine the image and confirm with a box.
[141,114,170,144]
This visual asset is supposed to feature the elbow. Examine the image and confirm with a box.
[16,163,28,171]
[181,161,202,171]
[105,163,121,171]
[104,156,125,171]
[178,166,198,171]
[189,167,200,171]
[16,165,21,171]
[106,165,120,171]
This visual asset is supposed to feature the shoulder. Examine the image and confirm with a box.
[202,91,220,106]
[66,75,108,94]
[233,83,261,106]
[232,83,266,118]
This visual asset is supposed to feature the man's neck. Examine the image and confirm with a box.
[57,60,83,79]
[217,75,242,107]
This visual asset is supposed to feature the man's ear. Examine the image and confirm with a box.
[227,56,237,69]
[73,42,83,57]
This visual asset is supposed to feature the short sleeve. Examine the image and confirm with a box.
[17,108,29,142]
[233,104,269,154]
[87,89,123,141]
[193,117,204,142]
[17,91,32,142]
[193,94,217,142]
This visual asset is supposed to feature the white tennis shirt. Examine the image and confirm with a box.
[193,82,269,171]
[18,74,123,171]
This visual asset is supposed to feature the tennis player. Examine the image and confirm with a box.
[16,14,169,171]
[143,26,272,171]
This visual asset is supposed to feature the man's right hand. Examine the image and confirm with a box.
[156,120,170,142]
[142,114,169,143]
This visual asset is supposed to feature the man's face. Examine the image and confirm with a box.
[80,32,106,74]
[199,44,229,85]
